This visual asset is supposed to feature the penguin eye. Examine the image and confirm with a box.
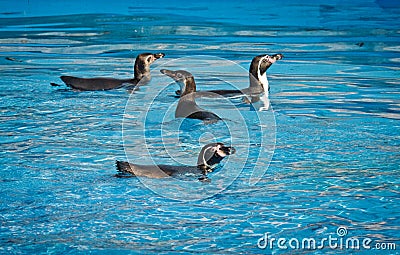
[146,57,152,63]
[177,73,183,78]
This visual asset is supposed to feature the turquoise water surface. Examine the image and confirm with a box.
[1,0,399,254]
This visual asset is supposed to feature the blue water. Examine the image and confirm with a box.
[1,0,399,254]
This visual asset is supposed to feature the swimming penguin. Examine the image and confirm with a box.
[54,52,165,91]
[175,53,283,98]
[116,143,235,181]
[160,69,222,123]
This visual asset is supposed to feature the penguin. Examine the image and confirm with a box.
[54,52,165,91]
[116,143,235,181]
[175,53,283,98]
[160,69,222,123]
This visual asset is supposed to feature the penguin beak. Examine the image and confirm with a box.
[160,69,176,79]
[227,146,236,155]
[153,53,165,59]
[160,69,186,83]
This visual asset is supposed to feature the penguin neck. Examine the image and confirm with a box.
[249,69,268,93]
[134,61,150,82]
[196,147,214,175]
[180,78,197,97]
[196,149,224,175]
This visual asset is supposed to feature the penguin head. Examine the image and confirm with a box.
[251,53,283,76]
[134,52,165,79]
[137,52,165,65]
[160,69,196,95]
[197,143,236,171]
[249,53,283,91]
